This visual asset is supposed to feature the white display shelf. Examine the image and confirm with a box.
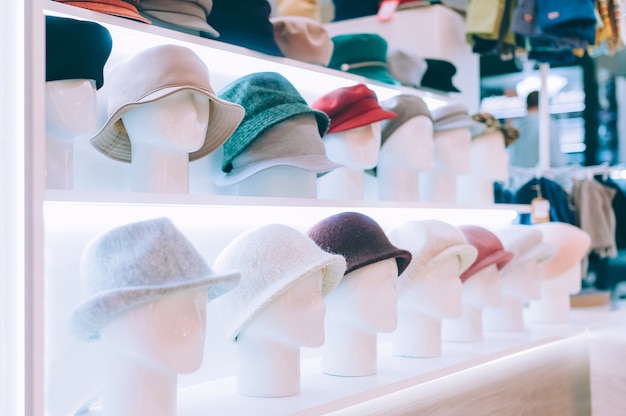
[44,1,452,108]
[177,327,590,416]
[44,190,529,233]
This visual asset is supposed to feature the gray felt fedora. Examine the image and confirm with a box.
[71,217,241,341]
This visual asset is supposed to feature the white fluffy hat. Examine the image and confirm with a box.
[493,224,558,275]
[387,220,478,292]
[211,223,346,343]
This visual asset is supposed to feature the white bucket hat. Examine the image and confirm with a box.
[71,217,241,341]
[531,222,591,279]
[493,225,558,275]
[90,44,245,163]
[387,220,477,292]
[211,223,346,343]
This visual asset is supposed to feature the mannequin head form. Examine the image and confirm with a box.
[462,264,502,309]
[99,288,207,375]
[399,255,464,319]
[325,258,398,333]
[323,122,382,169]
[543,262,583,294]
[378,116,435,171]
[469,130,509,181]
[433,127,472,174]
[501,260,544,300]
[46,79,97,138]
[122,90,210,156]
[237,268,326,348]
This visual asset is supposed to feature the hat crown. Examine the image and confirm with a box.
[308,212,412,275]
[45,16,113,89]
[381,95,432,143]
[218,72,329,171]
[80,217,211,295]
[329,33,389,67]
[534,222,591,277]
[459,225,506,264]
[106,44,212,115]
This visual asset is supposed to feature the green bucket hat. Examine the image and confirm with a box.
[217,71,330,173]
[329,33,400,86]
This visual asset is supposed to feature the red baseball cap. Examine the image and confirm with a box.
[311,84,397,134]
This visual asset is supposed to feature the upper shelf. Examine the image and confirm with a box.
[43,1,452,108]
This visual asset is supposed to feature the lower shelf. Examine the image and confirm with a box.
[178,326,591,416]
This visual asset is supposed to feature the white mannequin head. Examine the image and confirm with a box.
[46,79,97,138]
[433,127,472,173]
[462,264,502,309]
[399,255,463,319]
[543,262,583,294]
[379,116,435,171]
[501,260,544,300]
[325,258,398,333]
[99,288,207,375]
[122,90,210,155]
[237,268,326,348]
[323,122,382,169]
[469,131,509,181]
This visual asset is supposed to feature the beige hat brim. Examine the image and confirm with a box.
[90,85,244,163]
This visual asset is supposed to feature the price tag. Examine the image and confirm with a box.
[531,197,551,223]
[378,0,400,22]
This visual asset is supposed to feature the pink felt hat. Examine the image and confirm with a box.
[531,222,591,279]
[458,225,514,282]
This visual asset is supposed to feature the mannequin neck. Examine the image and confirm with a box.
[321,319,378,376]
[130,146,190,193]
[236,337,301,397]
[419,170,457,203]
[455,174,495,205]
[482,295,525,332]
[377,167,420,201]
[393,308,441,357]
[102,354,177,416]
[442,303,483,342]
[317,167,366,200]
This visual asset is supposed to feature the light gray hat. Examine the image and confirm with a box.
[214,114,342,186]
[71,217,241,341]
[387,47,428,89]
[90,44,245,163]
[493,225,558,275]
[380,94,432,147]
[431,102,482,133]
[138,0,220,38]
[387,220,477,293]
[211,223,347,343]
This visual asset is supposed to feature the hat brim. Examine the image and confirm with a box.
[434,118,483,133]
[347,67,401,86]
[89,85,245,163]
[503,242,558,273]
[222,103,329,172]
[140,10,220,38]
[347,247,413,277]
[61,1,152,24]
[328,107,397,134]
[215,154,343,186]
[420,82,460,93]
[71,271,241,341]
[460,250,514,282]
[223,254,346,343]
[398,244,477,289]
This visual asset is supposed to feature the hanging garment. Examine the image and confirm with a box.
[571,178,617,258]
[466,0,517,56]
[589,0,625,57]
[512,176,576,225]
[596,177,626,249]
[536,0,597,45]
